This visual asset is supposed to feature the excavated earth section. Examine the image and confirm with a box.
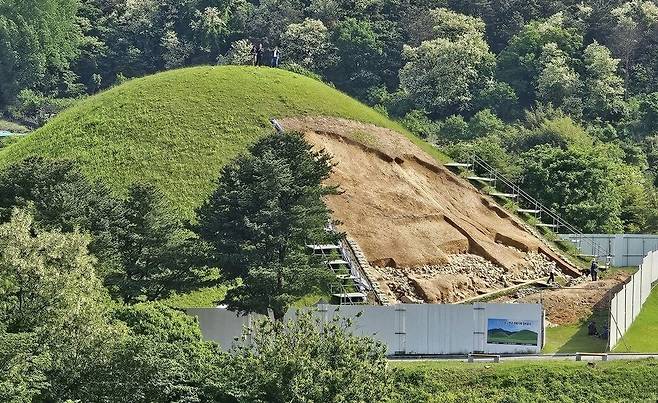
[494,271,632,325]
[281,116,578,303]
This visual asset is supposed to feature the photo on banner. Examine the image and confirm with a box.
[487,318,539,346]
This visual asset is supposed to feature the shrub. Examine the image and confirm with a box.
[467,109,508,140]
[401,110,440,140]
[439,115,469,143]
[7,89,76,128]
[217,311,391,402]
[218,39,254,66]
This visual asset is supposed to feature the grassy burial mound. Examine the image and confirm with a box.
[0,66,576,303]
[0,66,419,220]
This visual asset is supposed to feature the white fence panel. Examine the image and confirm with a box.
[313,305,401,352]
[189,303,544,355]
[625,279,633,332]
[614,286,626,339]
[609,250,658,350]
[426,304,474,355]
[643,258,651,303]
[632,272,641,320]
[618,288,625,335]
[608,294,618,347]
[186,308,259,350]
[559,234,658,267]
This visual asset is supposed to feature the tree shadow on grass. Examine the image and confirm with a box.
[554,313,607,353]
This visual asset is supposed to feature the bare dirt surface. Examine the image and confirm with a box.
[282,116,580,303]
[496,271,632,325]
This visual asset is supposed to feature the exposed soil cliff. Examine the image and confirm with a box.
[282,116,578,303]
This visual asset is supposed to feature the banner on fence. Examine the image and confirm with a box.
[486,318,539,346]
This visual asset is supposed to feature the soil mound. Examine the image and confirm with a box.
[282,116,577,303]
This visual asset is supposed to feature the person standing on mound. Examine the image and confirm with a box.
[256,43,264,67]
[271,46,280,67]
[251,44,258,66]
[548,267,557,284]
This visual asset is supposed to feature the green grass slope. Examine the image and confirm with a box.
[391,360,658,402]
[0,66,437,219]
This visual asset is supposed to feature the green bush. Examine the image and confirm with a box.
[401,110,441,140]
[468,109,508,140]
[7,89,76,128]
[439,115,469,143]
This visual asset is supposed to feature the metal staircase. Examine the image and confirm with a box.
[446,154,610,263]
[307,243,368,304]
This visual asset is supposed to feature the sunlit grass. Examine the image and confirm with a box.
[0,66,447,220]
[614,286,658,352]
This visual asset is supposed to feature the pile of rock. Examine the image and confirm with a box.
[513,286,542,298]
[377,266,424,302]
[373,252,567,303]
[565,274,589,287]
[517,252,556,279]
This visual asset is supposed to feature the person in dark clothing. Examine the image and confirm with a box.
[548,267,557,284]
[590,259,599,281]
[587,321,598,336]
[251,44,258,66]
[256,43,264,67]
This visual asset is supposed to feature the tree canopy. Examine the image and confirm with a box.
[196,132,336,319]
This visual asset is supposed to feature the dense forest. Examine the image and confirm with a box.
[2,0,658,233]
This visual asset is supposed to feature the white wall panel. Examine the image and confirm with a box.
[608,250,658,350]
[559,234,658,267]
[189,303,543,355]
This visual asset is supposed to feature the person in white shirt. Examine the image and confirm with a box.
[271,46,281,67]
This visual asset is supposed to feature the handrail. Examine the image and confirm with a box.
[468,154,609,262]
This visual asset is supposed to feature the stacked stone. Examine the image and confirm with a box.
[345,236,392,305]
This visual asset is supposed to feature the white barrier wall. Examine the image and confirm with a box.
[609,250,658,350]
[559,233,658,267]
[186,308,260,349]
[187,303,544,355]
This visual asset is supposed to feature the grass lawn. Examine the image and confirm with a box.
[613,286,658,352]
[0,119,30,133]
[164,284,331,310]
[390,359,658,402]
[163,285,228,308]
[543,308,609,353]
[0,66,448,220]
[541,267,637,353]
[543,323,607,353]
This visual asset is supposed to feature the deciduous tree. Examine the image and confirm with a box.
[281,18,331,69]
[218,311,390,402]
[0,0,82,107]
[400,9,495,117]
